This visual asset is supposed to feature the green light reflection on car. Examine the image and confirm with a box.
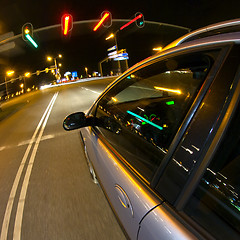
[166,100,175,105]
[127,110,163,130]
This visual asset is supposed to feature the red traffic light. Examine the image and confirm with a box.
[61,14,73,35]
[93,11,112,31]
[120,13,144,31]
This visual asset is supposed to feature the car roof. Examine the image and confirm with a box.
[163,18,240,51]
[119,30,240,80]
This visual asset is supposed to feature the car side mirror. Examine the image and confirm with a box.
[63,112,122,134]
[63,112,93,131]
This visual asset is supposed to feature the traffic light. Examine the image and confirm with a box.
[120,12,144,30]
[93,11,112,31]
[135,12,144,28]
[22,23,38,48]
[61,14,73,36]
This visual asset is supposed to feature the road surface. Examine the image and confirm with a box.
[0,77,126,240]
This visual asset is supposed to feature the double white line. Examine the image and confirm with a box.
[0,92,58,240]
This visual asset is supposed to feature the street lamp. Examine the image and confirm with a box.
[7,70,14,76]
[25,72,31,78]
[105,32,121,75]
[47,54,62,80]
[5,70,15,97]
[105,32,119,51]
[20,72,31,93]
[105,33,114,41]
[85,67,88,77]
[153,46,162,51]
[105,30,128,74]
[20,83,24,94]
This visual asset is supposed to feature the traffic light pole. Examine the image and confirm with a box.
[52,57,61,80]
[98,56,109,76]
[54,58,58,78]
[23,76,26,93]
[4,76,9,97]
[114,31,121,75]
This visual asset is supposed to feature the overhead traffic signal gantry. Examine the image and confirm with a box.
[120,12,144,30]
[61,14,73,36]
[93,11,112,31]
[22,23,38,48]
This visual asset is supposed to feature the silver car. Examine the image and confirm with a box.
[63,19,240,239]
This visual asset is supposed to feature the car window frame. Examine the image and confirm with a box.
[150,44,233,187]
[177,59,240,239]
[87,42,233,187]
[172,44,240,210]
[176,52,240,208]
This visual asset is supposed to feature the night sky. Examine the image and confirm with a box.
[1,0,240,33]
[0,0,239,88]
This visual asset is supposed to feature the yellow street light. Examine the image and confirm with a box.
[153,47,163,51]
[105,31,122,74]
[59,63,62,67]
[25,72,31,77]
[6,70,15,76]
[5,70,15,97]
[105,33,114,40]
[85,67,88,77]
[20,83,24,88]
[47,54,62,80]
[47,54,62,61]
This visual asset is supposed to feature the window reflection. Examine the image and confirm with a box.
[185,103,240,239]
[96,52,215,181]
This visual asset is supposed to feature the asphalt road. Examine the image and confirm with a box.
[0,77,126,240]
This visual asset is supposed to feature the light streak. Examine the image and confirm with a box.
[127,110,163,130]
[120,14,143,30]
[25,34,38,48]
[154,86,182,95]
[63,16,70,35]
[94,12,110,31]
[105,33,114,40]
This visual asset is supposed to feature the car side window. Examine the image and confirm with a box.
[184,103,240,239]
[95,50,219,182]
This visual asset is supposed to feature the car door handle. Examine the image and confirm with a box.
[115,184,134,217]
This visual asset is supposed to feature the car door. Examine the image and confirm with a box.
[138,44,240,239]
[82,46,225,239]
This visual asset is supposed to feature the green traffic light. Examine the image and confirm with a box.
[25,34,38,48]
